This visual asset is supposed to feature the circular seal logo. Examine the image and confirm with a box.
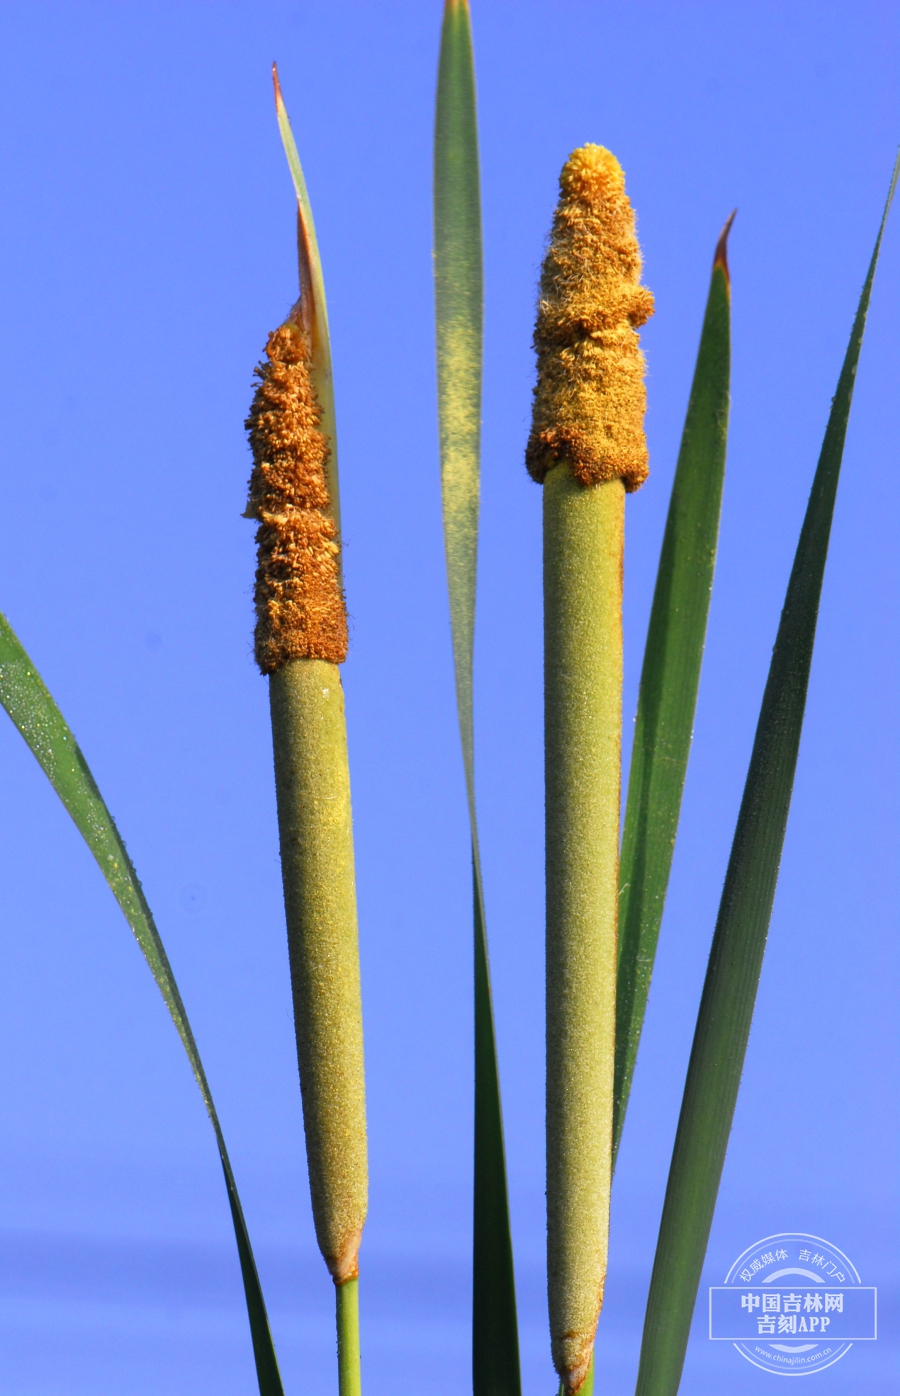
[709,1232,876,1376]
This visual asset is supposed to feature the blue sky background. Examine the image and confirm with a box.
[0,1,896,1392]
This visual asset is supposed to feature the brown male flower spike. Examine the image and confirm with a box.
[526,144,654,490]
[245,318,348,674]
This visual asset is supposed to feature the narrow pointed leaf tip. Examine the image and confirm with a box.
[713,210,737,286]
[269,63,342,543]
[272,63,303,205]
[271,61,325,326]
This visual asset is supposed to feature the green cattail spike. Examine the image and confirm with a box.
[529,145,653,1395]
[266,660,366,1280]
[248,73,367,1396]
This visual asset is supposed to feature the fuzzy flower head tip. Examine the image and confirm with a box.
[526,144,654,492]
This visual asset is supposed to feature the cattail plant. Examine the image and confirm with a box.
[527,144,653,1395]
[243,70,367,1396]
[0,14,895,1396]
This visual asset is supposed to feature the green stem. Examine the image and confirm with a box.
[269,658,367,1286]
[336,1277,362,1396]
[544,467,623,1392]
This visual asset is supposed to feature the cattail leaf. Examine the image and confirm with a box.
[614,217,734,1161]
[634,149,900,1396]
[273,64,341,542]
[434,3,521,1393]
[0,613,285,1396]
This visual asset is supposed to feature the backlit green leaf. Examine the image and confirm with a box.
[434,4,521,1392]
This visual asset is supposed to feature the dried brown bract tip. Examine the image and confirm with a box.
[245,321,348,672]
[526,144,654,491]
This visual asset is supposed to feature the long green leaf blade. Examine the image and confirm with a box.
[614,218,733,1161]
[434,4,521,1392]
[0,615,284,1396]
[634,150,900,1396]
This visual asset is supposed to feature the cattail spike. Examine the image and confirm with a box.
[527,144,654,490]
[245,322,348,673]
[253,76,365,1395]
[534,144,652,1395]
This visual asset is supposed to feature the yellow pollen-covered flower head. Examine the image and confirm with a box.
[245,320,348,673]
[526,144,654,491]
